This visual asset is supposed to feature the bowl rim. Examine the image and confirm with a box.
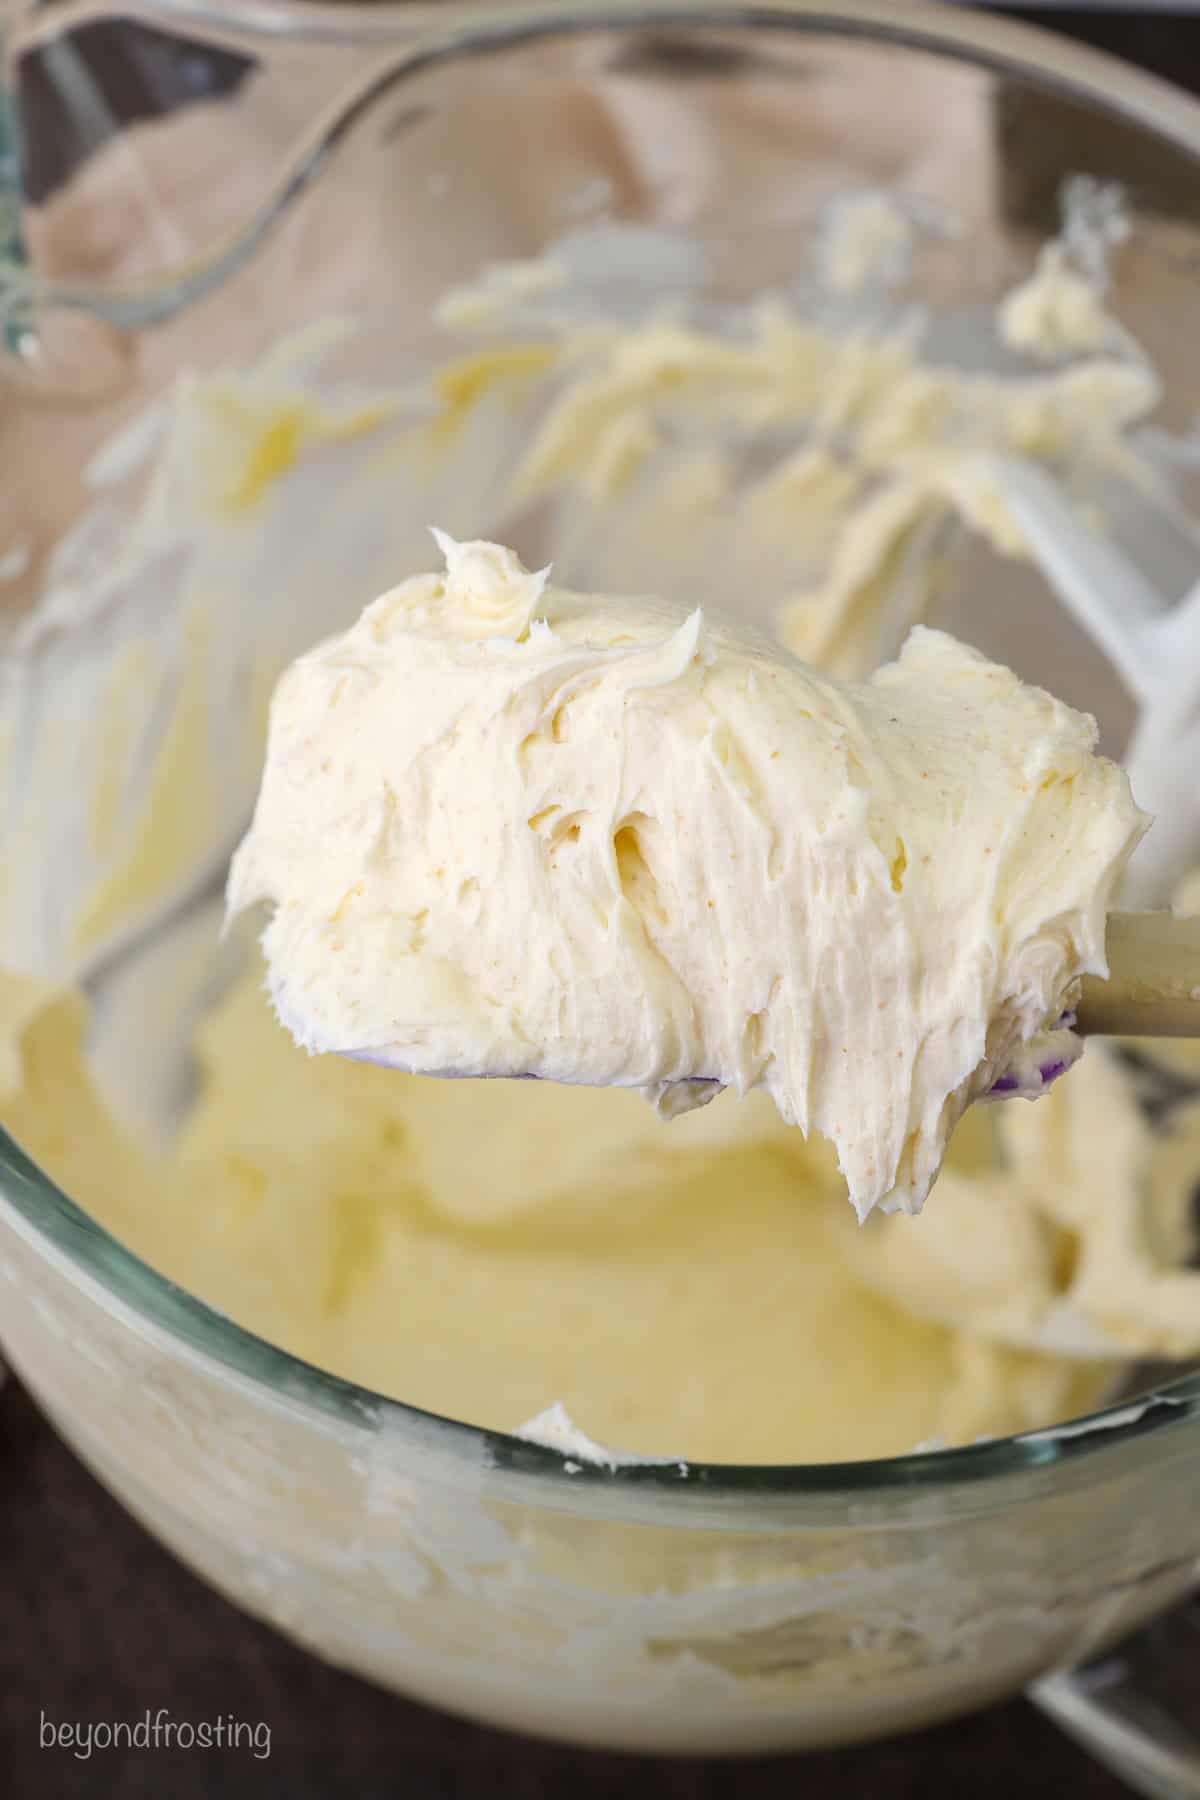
[4,0,1200,1505]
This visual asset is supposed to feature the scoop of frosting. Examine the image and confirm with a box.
[227,535,1146,1218]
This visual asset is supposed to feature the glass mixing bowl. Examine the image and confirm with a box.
[1,2,1199,1790]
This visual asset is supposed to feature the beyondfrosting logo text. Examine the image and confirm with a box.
[39,1709,271,1761]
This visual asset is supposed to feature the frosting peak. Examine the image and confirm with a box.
[381,529,551,643]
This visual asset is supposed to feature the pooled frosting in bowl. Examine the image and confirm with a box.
[228,535,1145,1220]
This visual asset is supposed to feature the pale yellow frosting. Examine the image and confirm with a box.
[0,216,1194,1466]
[229,537,1144,1220]
[1,969,1115,1462]
[835,1046,1200,1360]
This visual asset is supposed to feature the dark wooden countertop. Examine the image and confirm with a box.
[3,8,1198,1797]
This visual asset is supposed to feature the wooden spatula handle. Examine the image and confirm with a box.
[1076,911,1200,1039]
